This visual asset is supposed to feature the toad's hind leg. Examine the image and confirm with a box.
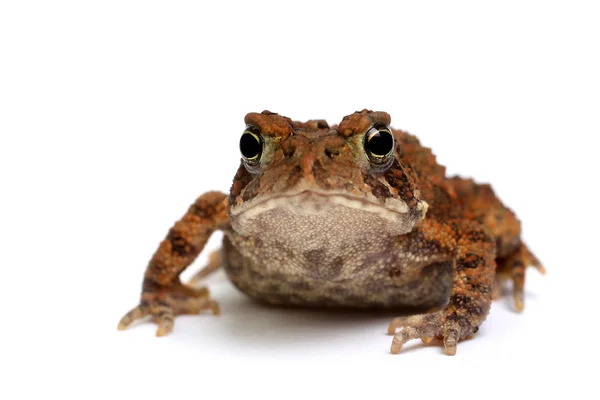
[447,177,545,311]
[496,243,546,311]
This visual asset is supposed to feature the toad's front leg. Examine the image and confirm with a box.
[388,219,496,355]
[118,191,228,336]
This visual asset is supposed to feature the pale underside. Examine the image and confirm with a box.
[224,191,451,309]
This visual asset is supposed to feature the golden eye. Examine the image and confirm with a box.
[239,128,262,162]
[364,124,395,164]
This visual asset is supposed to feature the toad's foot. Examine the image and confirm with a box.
[118,284,219,336]
[497,243,546,312]
[388,311,479,356]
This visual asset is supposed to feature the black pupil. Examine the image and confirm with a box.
[240,133,261,159]
[368,130,394,156]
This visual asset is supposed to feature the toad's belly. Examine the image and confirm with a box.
[221,233,452,309]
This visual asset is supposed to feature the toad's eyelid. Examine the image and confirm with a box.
[243,125,261,135]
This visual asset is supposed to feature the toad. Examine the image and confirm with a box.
[118,110,544,355]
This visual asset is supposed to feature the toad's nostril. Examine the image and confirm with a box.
[284,148,296,158]
[281,141,296,158]
[324,148,340,159]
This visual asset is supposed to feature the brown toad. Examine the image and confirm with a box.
[118,110,545,355]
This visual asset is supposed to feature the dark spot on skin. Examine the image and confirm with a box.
[304,249,326,267]
[274,240,294,259]
[467,305,485,317]
[449,294,487,318]
[371,181,392,199]
[167,231,196,257]
[450,294,470,306]
[363,172,392,199]
[303,250,343,280]
[449,221,461,232]
[445,313,465,323]
[470,282,492,295]
[389,267,402,279]
[190,204,211,219]
[457,253,484,270]
[409,232,443,255]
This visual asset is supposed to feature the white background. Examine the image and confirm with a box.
[1,1,599,399]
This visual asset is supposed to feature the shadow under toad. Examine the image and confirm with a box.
[171,274,445,356]
[129,272,534,356]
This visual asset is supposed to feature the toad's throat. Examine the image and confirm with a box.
[229,191,425,237]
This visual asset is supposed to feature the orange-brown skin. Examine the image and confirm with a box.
[118,110,544,355]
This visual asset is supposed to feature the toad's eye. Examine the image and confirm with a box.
[364,124,395,164]
[239,128,262,163]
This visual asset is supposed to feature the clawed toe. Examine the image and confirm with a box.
[117,285,219,336]
[388,313,472,356]
[391,327,425,354]
[152,304,175,337]
[118,305,149,331]
[500,243,546,312]
[442,325,460,356]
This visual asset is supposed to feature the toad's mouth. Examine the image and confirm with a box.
[229,190,428,236]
